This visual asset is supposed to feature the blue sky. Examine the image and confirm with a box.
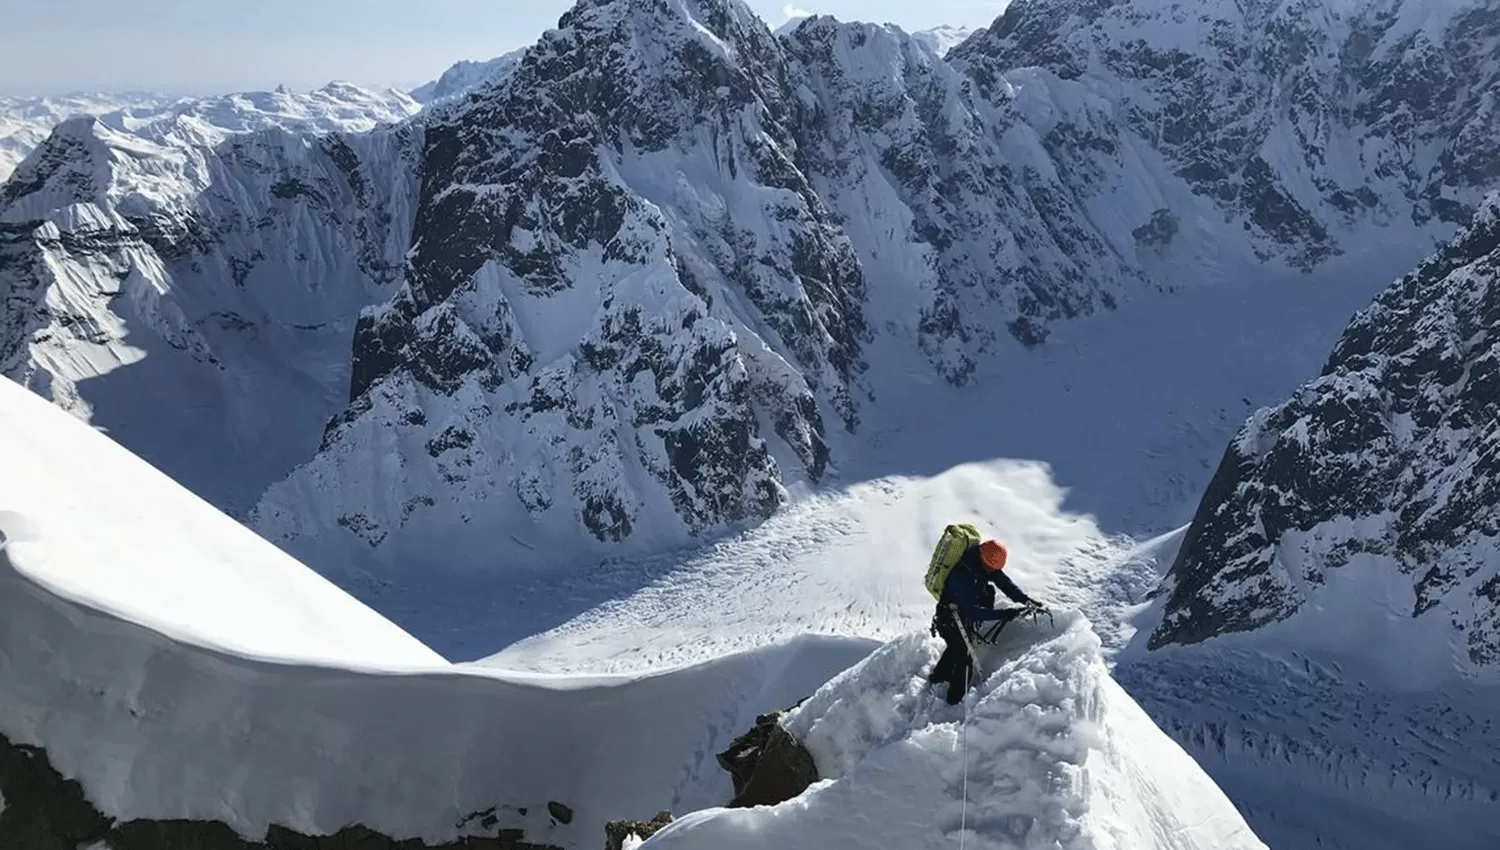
[0,1,1009,97]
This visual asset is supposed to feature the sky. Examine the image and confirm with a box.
[0,0,1011,97]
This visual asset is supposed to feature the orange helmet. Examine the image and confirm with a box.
[979,539,1008,572]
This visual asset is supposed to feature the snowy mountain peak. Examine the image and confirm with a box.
[954,0,1499,267]
[910,24,977,57]
[409,50,526,105]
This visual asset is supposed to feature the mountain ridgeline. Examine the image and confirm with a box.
[1,0,1497,575]
[1153,192,1500,670]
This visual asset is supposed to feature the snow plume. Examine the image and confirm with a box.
[783,4,811,19]
[644,613,1268,850]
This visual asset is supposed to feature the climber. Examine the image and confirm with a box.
[926,537,1046,705]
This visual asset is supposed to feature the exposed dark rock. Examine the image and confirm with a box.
[716,709,818,808]
[604,811,673,850]
[543,803,571,826]
[0,732,560,850]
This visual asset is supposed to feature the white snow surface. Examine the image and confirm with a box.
[0,375,441,668]
[911,24,977,57]
[0,370,871,844]
[649,614,1267,850]
[0,84,418,185]
[0,92,172,183]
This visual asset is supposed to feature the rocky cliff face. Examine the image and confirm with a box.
[1152,193,1500,671]
[251,1,1166,571]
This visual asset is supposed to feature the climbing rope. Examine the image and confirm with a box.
[956,621,978,850]
[958,685,972,850]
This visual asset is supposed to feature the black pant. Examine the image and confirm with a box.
[928,607,972,705]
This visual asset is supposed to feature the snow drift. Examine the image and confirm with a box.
[647,613,1267,850]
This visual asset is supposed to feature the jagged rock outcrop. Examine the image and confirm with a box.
[1151,193,1500,669]
[716,709,818,808]
[0,731,561,850]
[604,811,673,850]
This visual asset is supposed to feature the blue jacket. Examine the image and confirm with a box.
[941,545,1034,626]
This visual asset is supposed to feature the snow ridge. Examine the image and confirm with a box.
[646,614,1267,850]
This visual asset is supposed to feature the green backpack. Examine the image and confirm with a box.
[923,523,981,601]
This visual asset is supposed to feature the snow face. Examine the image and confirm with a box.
[0,88,424,517]
[0,550,868,847]
[951,0,1498,269]
[253,0,865,575]
[646,615,1268,850]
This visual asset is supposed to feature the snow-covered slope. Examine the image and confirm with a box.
[409,50,526,105]
[952,0,1500,270]
[0,83,423,516]
[0,371,871,846]
[0,92,171,183]
[648,615,1267,850]
[2,369,1253,850]
[0,375,442,667]
[1151,193,1500,678]
[1109,194,1500,850]
[910,24,976,57]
